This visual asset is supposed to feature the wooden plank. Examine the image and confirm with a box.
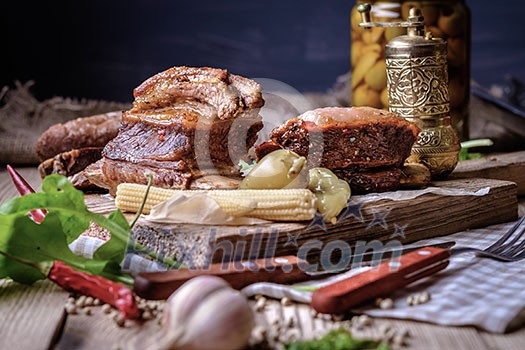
[451,151,525,195]
[380,319,489,350]
[0,170,66,349]
[0,279,68,350]
[120,178,518,264]
[55,306,164,350]
[0,167,42,203]
[480,325,525,350]
[255,299,492,349]
[1,168,523,349]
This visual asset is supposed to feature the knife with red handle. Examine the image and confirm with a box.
[135,243,454,300]
[311,247,450,314]
[134,255,310,300]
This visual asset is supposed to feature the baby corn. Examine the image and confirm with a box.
[115,183,317,221]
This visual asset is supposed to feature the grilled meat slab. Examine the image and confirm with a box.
[104,103,262,167]
[259,106,424,193]
[268,107,420,171]
[85,67,264,192]
[132,66,263,119]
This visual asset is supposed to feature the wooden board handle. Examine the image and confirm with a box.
[134,255,310,300]
[311,247,450,314]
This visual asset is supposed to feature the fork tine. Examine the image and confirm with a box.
[500,221,525,257]
[487,215,525,254]
[509,248,525,261]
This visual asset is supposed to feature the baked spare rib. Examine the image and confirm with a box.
[258,106,425,193]
[268,107,419,170]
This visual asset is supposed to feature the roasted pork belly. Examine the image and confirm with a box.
[132,66,263,119]
[104,103,262,167]
[85,67,264,192]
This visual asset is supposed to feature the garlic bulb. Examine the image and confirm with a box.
[158,276,255,350]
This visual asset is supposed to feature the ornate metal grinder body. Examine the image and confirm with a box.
[358,4,460,179]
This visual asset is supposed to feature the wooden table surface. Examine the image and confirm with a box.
[1,168,524,350]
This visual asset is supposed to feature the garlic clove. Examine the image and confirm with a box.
[177,288,255,350]
[162,275,230,332]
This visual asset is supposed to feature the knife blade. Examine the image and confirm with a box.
[133,241,454,300]
[133,255,309,300]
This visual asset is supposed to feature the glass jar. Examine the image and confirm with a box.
[351,0,406,109]
[351,0,471,140]
[402,0,470,140]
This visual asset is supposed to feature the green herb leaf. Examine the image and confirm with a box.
[238,159,257,177]
[92,209,130,263]
[292,285,319,292]
[459,139,493,161]
[284,328,389,350]
[0,175,90,243]
[0,175,134,286]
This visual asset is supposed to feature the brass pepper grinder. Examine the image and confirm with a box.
[358,3,460,179]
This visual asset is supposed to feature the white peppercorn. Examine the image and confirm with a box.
[280,297,293,307]
[142,310,153,321]
[419,291,431,304]
[254,297,267,312]
[358,314,372,326]
[379,298,394,310]
[65,304,78,315]
[75,296,86,308]
[102,304,112,314]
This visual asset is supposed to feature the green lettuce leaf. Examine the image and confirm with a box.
[93,209,130,263]
[0,175,134,285]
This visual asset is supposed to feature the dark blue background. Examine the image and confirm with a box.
[3,0,524,102]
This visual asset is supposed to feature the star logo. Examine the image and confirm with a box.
[366,209,390,230]
[306,213,327,232]
[284,232,301,247]
[339,201,365,223]
[389,223,408,239]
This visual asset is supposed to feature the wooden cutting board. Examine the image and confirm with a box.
[86,177,518,266]
[450,151,525,196]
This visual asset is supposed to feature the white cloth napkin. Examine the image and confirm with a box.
[68,236,166,274]
[241,219,525,333]
[362,221,525,333]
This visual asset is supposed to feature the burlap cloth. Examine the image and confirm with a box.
[0,81,129,165]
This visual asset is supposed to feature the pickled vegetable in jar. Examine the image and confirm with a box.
[351,0,470,139]
[351,0,406,109]
[402,0,470,139]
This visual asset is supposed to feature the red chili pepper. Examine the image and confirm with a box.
[49,261,139,320]
[6,165,47,223]
[5,166,139,319]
